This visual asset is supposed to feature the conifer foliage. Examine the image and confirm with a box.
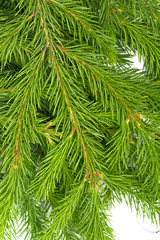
[0,0,160,239]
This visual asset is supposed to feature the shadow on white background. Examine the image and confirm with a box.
[111,200,160,240]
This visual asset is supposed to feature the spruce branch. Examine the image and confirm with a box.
[0,0,160,239]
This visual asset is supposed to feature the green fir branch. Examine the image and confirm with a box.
[0,0,160,239]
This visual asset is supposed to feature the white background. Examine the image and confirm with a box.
[111,200,160,240]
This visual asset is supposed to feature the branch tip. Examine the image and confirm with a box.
[72,127,76,135]
[29,12,36,20]
[129,139,135,144]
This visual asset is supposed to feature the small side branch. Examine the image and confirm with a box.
[37,0,49,46]
[57,45,142,127]
[54,62,77,136]
[67,11,91,31]
[13,68,36,168]
[53,61,93,177]
[13,91,29,168]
